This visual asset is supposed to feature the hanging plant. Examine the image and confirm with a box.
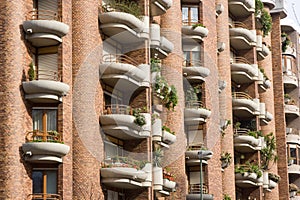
[281,32,291,52]
[260,9,272,36]
[154,76,178,110]
[261,132,278,170]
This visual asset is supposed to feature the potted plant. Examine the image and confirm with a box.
[28,62,36,81]
[191,23,206,30]
[133,108,146,127]
[220,152,232,169]
[284,94,291,104]
[154,76,178,110]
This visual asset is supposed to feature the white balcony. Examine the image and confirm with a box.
[288,164,300,175]
[270,0,287,18]
[256,35,270,60]
[230,23,256,50]
[22,130,69,163]
[234,134,264,153]
[232,92,260,118]
[23,10,69,47]
[100,54,150,89]
[231,57,258,84]
[259,103,273,125]
[228,0,255,17]
[283,46,297,58]
[22,80,70,103]
[150,0,172,16]
[186,184,214,200]
[185,149,213,166]
[285,104,300,118]
[184,101,211,125]
[287,134,300,146]
[262,0,276,10]
[182,24,209,42]
[100,105,151,140]
[162,130,176,145]
[183,60,210,83]
[163,179,176,192]
[150,24,174,58]
[99,11,148,44]
[257,71,271,92]
[235,172,263,188]
[101,163,152,189]
[283,72,298,89]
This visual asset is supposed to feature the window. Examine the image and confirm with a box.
[104,136,124,160]
[183,45,201,66]
[282,55,295,75]
[182,5,199,25]
[32,169,58,195]
[32,108,57,132]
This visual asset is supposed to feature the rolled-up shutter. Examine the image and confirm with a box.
[38,54,58,80]
[37,0,58,20]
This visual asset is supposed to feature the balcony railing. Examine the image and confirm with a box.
[185,101,205,109]
[182,19,201,26]
[32,69,60,81]
[233,57,251,65]
[188,184,209,194]
[233,21,249,29]
[103,104,134,115]
[27,9,61,21]
[102,54,139,66]
[27,193,61,200]
[183,59,203,67]
[232,92,253,100]
[25,130,62,143]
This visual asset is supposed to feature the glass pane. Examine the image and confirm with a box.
[182,7,188,22]
[32,110,43,131]
[286,58,292,71]
[192,51,200,62]
[290,147,296,158]
[32,171,43,193]
[104,142,118,159]
[47,110,57,131]
[46,171,57,194]
[191,7,198,22]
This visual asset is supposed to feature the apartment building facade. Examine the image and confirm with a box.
[0,0,298,199]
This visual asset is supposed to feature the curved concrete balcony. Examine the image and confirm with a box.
[257,71,271,92]
[288,164,300,175]
[232,92,260,118]
[187,184,214,200]
[256,36,270,60]
[262,0,276,9]
[285,104,300,118]
[184,101,211,125]
[22,130,69,163]
[234,134,264,153]
[23,10,69,47]
[259,103,273,125]
[150,0,172,16]
[100,105,151,140]
[283,46,297,58]
[162,130,176,145]
[287,134,300,146]
[150,24,174,58]
[183,60,210,83]
[230,23,256,50]
[100,54,150,89]
[235,172,263,188]
[185,149,213,166]
[101,163,152,189]
[182,24,209,42]
[22,79,70,103]
[228,0,255,17]
[99,11,148,44]
[231,57,258,84]
[163,179,176,192]
[283,72,298,89]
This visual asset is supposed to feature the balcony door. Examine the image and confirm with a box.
[32,109,57,132]
[182,6,199,25]
[32,169,57,196]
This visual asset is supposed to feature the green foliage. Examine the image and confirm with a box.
[162,125,175,135]
[260,9,272,36]
[133,108,146,127]
[235,162,262,178]
[261,132,278,170]
[153,148,163,167]
[281,32,291,52]
[155,76,178,110]
[150,58,161,73]
[191,23,206,29]
[255,0,263,16]
[102,0,142,19]
[269,173,280,183]
[223,194,231,200]
[234,122,241,130]
[28,62,36,81]
[111,156,147,169]
[220,152,232,169]
[247,130,263,138]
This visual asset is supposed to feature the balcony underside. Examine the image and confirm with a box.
[100,114,150,140]
[260,111,273,125]
[234,135,261,153]
[230,28,256,50]
[150,0,172,16]
[186,194,214,200]
[22,80,70,103]
[232,99,259,118]
[100,63,150,90]
[228,0,255,17]
[184,108,211,125]
[262,0,275,9]
[231,63,257,84]
[283,74,298,89]
[257,44,270,60]
[23,20,69,47]
[183,67,210,83]
[182,26,209,42]
[235,173,262,188]
[151,36,174,59]
[99,12,147,44]
[22,142,70,163]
